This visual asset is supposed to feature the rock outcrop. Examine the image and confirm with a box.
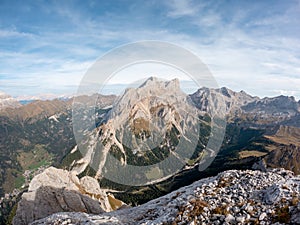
[31,168,300,225]
[13,167,124,225]
[252,159,267,172]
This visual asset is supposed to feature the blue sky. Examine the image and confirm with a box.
[0,0,299,99]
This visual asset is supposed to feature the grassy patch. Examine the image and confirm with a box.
[108,194,123,210]
[15,175,25,189]
[176,199,208,222]
[265,125,300,147]
[212,204,228,215]
[3,168,27,192]
[272,205,291,224]
[60,148,83,169]
[145,166,163,180]
[17,144,52,170]
[239,150,268,159]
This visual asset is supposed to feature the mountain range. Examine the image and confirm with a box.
[0,77,299,224]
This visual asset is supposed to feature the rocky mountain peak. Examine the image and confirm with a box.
[108,77,190,130]
[241,95,300,117]
[124,77,182,100]
[261,95,297,105]
[190,86,258,116]
[139,77,180,90]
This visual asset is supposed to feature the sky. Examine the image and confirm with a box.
[0,0,300,99]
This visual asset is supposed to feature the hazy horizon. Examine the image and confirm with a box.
[3,78,299,102]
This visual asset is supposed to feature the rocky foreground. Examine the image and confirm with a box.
[30,168,300,225]
[13,167,125,225]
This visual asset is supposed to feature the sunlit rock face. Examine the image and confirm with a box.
[13,167,124,225]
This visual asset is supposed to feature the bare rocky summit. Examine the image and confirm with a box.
[190,87,259,116]
[13,167,124,225]
[242,95,300,117]
[190,87,300,122]
[30,168,300,225]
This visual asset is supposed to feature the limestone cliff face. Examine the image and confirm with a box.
[190,87,300,123]
[190,87,258,117]
[13,167,124,225]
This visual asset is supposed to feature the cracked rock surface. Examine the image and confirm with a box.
[13,167,123,225]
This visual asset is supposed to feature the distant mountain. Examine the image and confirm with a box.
[19,100,35,105]
[16,93,75,101]
[0,91,21,110]
[190,86,259,115]
[191,87,300,124]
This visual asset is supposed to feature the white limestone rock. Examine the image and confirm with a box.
[13,167,123,225]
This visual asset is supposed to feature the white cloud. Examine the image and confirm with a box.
[0,29,34,38]
[166,0,203,18]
